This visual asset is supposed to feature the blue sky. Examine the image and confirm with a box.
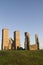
[0,0,43,49]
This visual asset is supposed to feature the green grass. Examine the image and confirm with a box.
[0,50,43,65]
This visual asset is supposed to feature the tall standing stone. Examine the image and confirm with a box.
[24,32,30,50]
[35,34,39,50]
[2,29,9,50]
[14,31,20,49]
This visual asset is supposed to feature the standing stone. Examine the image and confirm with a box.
[24,32,30,50]
[2,29,9,50]
[35,34,39,50]
[14,31,20,50]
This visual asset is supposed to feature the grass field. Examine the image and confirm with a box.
[0,50,43,65]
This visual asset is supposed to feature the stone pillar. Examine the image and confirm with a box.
[35,34,39,50]
[24,32,30,50]
[2,29,9,50]
[14,31,20,50]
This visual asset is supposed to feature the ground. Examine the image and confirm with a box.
[0,50,43,65]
